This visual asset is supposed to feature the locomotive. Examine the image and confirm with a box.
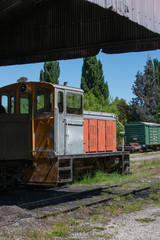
[0,81,129,189]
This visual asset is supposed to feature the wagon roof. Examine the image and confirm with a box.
[126,122,160,127]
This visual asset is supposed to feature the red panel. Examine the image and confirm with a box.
[98,120,105,152]
[106,121,116,151]
[83,119,89,152]
[84,118,117,153]
[112,121,117,151]
[88,119,97,152]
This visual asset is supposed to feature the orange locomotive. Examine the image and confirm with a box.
[0,81,129,189]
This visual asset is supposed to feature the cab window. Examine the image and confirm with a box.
[37,88,53,114]
[10,91,15,113]
[1,95,8,113]
[0,90,16,114]
[58,91,63,113]
[11,96,15,113]
[20,93,30,114]
[66,93,82,115]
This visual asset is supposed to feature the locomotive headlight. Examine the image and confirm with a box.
[20,83,27,93]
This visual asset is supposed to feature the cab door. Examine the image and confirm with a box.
[33,85,54,158]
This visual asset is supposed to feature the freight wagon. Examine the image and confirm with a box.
[0,82,129,189]
[125,122,160,151]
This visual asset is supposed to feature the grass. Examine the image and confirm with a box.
[138,159,160,170]
[90,214,111,225]
[50,221,69,237]
[148,192,160,204]
[95,233,114,239]
[107,196,144,216]
[135,218,156,223]
[76,225,94,233]
[1,158,160,240]
[73,158,160,188]
[94,226,105,231]
[74,171,132,186]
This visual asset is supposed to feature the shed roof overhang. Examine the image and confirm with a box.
[0,0,160,66]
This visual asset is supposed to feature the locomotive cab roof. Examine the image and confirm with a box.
[0,81,84,93]
[0,81,84,116]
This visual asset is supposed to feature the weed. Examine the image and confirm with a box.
[76,225,93,233]
[108,196,144,215]
[79,205,88,212]
[151,182,160,190]
[24,229,41,240]
[108,226,114,229]
[91,214,100,221]
[95,233,114,239]
[148,192,160,204]
[69,218,79,226]
[74,171,123,185]
[73,158,159,189]
[66,238,80,240]
[34,209,40,214]
[50,221,69,237]
[152,212,160,217]
[95,226,105,231]
[135,218,156,223]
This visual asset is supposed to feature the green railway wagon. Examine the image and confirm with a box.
[125,122,160,148]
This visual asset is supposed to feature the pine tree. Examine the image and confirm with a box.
[131,57,156,122]
[40,61,60,84]
[153,59,160,121]
[81,57,109,100]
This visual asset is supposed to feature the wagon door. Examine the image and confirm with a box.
[149,127,158,145]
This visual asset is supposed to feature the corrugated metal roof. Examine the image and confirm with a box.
[0,0,159,66]
[87,0,160,34]
[142,122,160,127]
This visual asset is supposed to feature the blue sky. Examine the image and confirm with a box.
[0,49,160,103]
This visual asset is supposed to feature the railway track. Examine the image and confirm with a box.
[39,186,152,219]
[18,180,153,219]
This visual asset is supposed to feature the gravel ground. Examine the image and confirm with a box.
[1,204,159,240]
[130,152,160,161]
[69,205,160,240]
[106,205,160,240]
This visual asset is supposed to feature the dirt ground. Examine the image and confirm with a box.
[0,204,159,240]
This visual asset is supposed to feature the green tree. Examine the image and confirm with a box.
[153,59,160,121]
[40,61,60,84]
[81,57,109,100]
[115,98,132,125]
[84,91,118,114]
[131,57,157,122]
